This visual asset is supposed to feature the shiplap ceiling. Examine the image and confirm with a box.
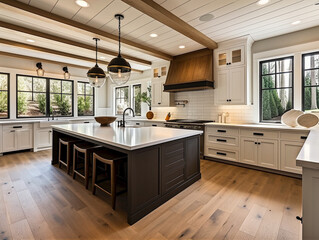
[0,0,319,71]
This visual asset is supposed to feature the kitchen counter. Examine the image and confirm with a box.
[51,123,201,225]
[0,117,94,125]
[52,123,202,150]
[297,129,319,169]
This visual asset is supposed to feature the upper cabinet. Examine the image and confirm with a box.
[215,36,253,105]
[151,62,174,107]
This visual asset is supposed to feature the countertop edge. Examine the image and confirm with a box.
[296,129,319,169]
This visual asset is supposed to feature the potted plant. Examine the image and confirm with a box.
[137,86,154,119]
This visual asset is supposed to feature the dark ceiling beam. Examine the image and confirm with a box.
[0,21,151,66]
[0,0,173,61]
[121,0,218,49]
[0,39,144,73]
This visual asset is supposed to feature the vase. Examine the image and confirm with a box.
[146,107,154,120]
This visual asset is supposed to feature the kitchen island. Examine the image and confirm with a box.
[51,123,202,225]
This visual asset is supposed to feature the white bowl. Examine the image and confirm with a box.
[281,109,304,127]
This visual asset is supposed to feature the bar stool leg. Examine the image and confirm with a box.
[111,161,116,210]
[85,152,89,189]
[58,140,62,169]
[67,143,71,174]
[92,155,97,195]
[72,147,77,179]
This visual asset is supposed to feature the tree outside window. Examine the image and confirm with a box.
[132,84,141,116]
[0,73,9,119]
[115,86,129,115]
[303,52,319,111]
[260,57,293,122]
[78,81,94,116]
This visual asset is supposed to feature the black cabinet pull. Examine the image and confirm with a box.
[217,139,227,142]
[296,216,303,224]
[83,121,90,123]
[13,126,23,128]
[152,124,157,127]
[136,123,140,125]
[258,142,261,145]
[255,142,257,144]
[158,102,161,105]
[217,130,226,133]
[300,136,307,140]
[217,152,227,156]
[253,132,264,136]
[10,130,15,132]
[49,130,52,133]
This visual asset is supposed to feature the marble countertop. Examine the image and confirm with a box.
[297,129,319,169]
[52,123,202,150]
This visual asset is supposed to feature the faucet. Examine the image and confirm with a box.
[119,107,135,127]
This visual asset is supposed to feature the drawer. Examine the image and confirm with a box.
[280,131,309,142]
[205,147,238,162]
[206,134,239,147]
[240,128,278,139]
[3,123,32,130]
[206,126,239,136]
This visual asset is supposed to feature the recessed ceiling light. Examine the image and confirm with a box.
[150,33,158,38]
[100,56,106,59]
[292,20,301,25]
[26,39,35,43]
[75,0,89,7]
[199,13,214,22]
[257,0,269,5]
[179,45,185,49]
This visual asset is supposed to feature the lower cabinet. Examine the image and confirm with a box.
[35,128,52,151]
[2,124,33,153]
[280,141,303,174]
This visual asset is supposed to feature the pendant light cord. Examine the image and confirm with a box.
[95,38,98,65]
[118,16,121,57]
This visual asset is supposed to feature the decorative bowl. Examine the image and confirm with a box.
[297,113,319,128]
[281,109,303,127]
[94,116,117,126]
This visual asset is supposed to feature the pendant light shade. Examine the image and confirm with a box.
[108,14,131,86]
[87,38,106,88]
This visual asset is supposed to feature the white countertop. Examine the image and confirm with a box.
[205,122,314,131]
[297,129,319,169]
[0,117,94,125]
[125,118,167,123]
[52,123,202,150]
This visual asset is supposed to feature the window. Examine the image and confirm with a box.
[115,86,129,115]
[260,57,293,122]
[302,52,319,111]
[77,81,94,116]
[17,75,73,118]
[0,73,9,119]
[132,84,141,116]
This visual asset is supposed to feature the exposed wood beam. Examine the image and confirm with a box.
[0,0,172,61]
[0,21,151,66]
[0,39,144,73]
[121,0,218,49]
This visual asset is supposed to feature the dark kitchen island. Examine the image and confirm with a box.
[51,123,202,225]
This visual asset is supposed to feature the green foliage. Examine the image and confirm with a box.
[262,90,271,120]
[0,92,7,113]
[286,100,292,111]
[136,86,152,109]
[53,94,71,116]
[37,94,46,114]
[78,96,92,116]
[269,92,278,118]
[17,93,27,115]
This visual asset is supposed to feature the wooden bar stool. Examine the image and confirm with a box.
[73,142,101,189]
[92,149,127,210]
[58,138,81,174]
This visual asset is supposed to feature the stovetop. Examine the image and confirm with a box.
[166,119,215,124]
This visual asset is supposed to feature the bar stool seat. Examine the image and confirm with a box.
[92,149,127,210]
[73,142,101,189]
[58,138,81,174]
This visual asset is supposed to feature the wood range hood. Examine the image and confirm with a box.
[164,49,214,92]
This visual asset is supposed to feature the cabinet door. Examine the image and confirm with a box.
[217,50,228,67]
[228,67,245,104]
[280,141,302,174]
[216,69,229,104]
[36,129,52,149]
[258,139,278,169]
[151,81,162,107]
[229,46,245,66]
[17,129,33,150]
[240,137,257,165]
[2,129,16,152]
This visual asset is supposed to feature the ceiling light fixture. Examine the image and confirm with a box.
[87,38,106,88]
[257,0,269,5]
[199,13,214,22]
[75,0,89,7]
[107,14,131,86]
[292,20,301,25]
[150,33,158,38]
[100,56,106,59]
[26,39,35,43]
[179,45,185,49]
[63,67,70,80]
[36,62,44,76]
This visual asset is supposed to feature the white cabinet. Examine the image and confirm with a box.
[217,45,245,68]
[151,79,174,107]
[35,128,52,151]
[240,137,258,165]
[144,122,165,127]
[2,124,33,153]
[216,67,245,105]
[280,141,303,174]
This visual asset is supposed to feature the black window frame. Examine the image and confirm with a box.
[77,81,95,116]
[259,56,294,123]
[132,84,141,116]
[16,74,74,118]
[115,86,129,115]
[302,51,319,111]
[0,72,10,119]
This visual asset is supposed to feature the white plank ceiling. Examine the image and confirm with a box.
[0,0,319,70]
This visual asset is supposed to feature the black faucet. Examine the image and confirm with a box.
[119,107,135,127]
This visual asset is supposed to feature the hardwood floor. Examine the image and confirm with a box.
[0,150,302,240]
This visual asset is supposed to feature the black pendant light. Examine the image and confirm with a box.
[108,14,131,86]
[87,38,106,88]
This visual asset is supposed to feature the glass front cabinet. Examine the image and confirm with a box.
[217,46,245,68]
